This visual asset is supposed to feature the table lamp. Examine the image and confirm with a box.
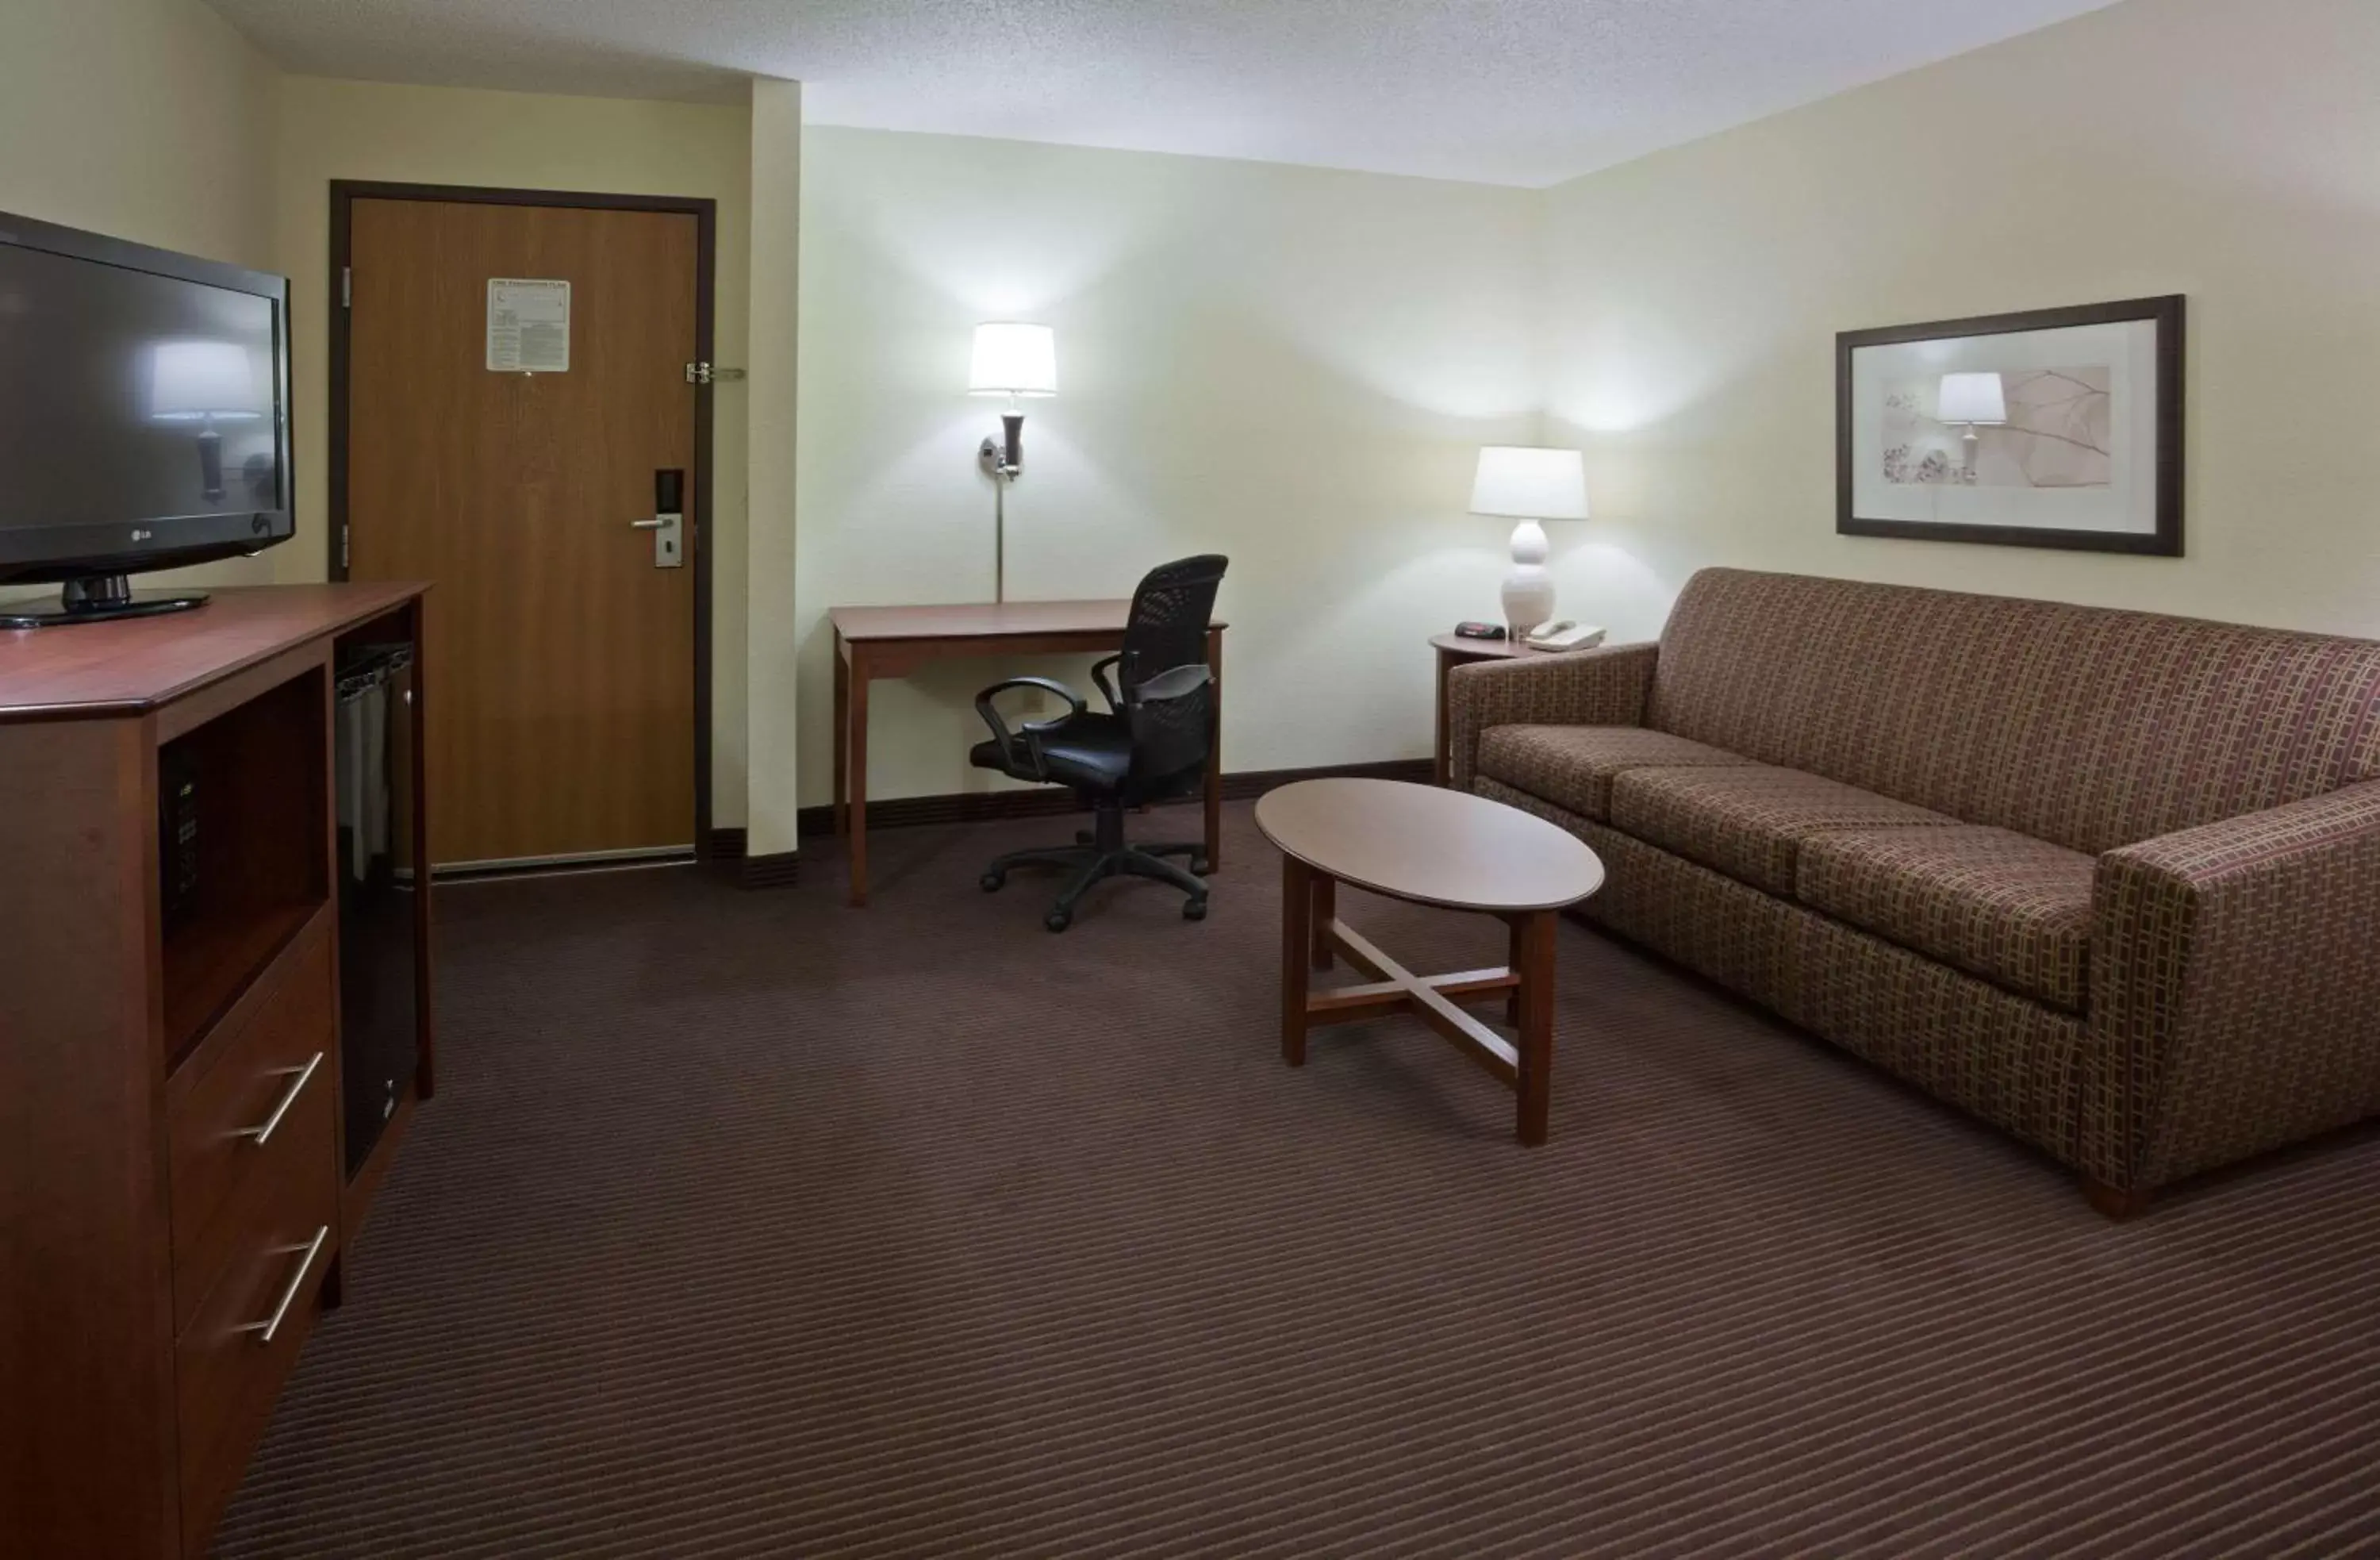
[969,322,1057,602]
[1469,445,1587,638]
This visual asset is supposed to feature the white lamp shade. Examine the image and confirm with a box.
[149,339,260,421]
[1936,371,2007,425]
[1468,446,1588,521]
[969,321,1058,396]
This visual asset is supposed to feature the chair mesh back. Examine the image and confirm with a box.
[1118,555,1226,791]
[1128,670,1215,787]
[1118,555,1228,695]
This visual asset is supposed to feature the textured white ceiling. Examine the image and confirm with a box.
[208,0,2117,187]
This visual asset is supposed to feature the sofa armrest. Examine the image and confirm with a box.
[1446,642,1657,790]
[2088,779,2380,1190]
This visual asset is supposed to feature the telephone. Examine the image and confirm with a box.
[1522,621,1606,652]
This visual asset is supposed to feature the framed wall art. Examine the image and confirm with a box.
[1837,295,2184,555]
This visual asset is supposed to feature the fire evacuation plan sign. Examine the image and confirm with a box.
[486,278,570,372]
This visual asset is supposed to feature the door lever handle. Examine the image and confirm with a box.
[643,470,687,569]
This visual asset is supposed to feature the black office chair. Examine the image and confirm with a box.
[969,555,1228,932]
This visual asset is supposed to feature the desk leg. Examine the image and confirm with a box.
[832,633,850,843]
[847,652,871,908]
[1434,647,1453,787]
[1204,626,1224,871]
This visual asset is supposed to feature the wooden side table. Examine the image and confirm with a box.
[1430,632,1552,786]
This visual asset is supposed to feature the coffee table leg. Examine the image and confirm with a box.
[1311,874,1335,970]
[1281,855,1314,1066]
[1506,916,1526,1027]
[1513,909,1557,1145]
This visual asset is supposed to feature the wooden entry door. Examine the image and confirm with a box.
[344,195,701,868]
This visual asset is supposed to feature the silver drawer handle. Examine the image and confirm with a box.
[235,1051,324,1147]
[239,1225,329,1346]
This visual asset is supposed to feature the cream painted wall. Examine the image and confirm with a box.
[272,76,755,821]
[20,0,2371,839]
[1540,0,2380,644]
[794,127,1541,807]
[1,0,282,598]
[744,79,804,855]
[0,0,275,264]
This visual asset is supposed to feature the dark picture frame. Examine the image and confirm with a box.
[1836,295,2185,555]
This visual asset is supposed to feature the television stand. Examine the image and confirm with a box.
[0,573,209,628]
[2,581,434,1557]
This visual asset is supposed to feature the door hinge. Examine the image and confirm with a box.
[341,267,351,309]
[340,525,350,571]
[684,362,746,384]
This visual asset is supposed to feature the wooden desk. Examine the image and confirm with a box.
[830,600,1228,907]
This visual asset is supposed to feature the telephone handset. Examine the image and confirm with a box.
[1522,620,1606,652]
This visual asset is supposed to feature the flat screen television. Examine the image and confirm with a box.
[0,209,293,627]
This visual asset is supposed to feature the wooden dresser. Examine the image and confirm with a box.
[1,582,434,1558]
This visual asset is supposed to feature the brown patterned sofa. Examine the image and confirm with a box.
[1449,567,2380,1214]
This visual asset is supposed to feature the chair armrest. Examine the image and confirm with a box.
[1090,655,1124,712]
[1446,642,1658,790]
[2088,779,2380,1190]
[973,676,1086,782]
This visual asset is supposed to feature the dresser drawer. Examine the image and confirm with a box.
[174,1105,339,1558]
[167,929,338,1332]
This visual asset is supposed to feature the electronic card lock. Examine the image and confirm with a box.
[633,468,686,568]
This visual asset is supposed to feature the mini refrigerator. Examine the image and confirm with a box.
[334,643,419,1178]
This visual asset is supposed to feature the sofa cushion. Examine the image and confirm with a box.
[1646,567,2380,856]
[1476,725,1754,820]
[1795,827,2094,1012]
[1609,764,1960,897]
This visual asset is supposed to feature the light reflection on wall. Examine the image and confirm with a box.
[796,129,1565,799]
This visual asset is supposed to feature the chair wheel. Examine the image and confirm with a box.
[1044,909,1073,933]
[1190,856,1211,875]
[980,871,1006,893]
[1183,897,1208,921]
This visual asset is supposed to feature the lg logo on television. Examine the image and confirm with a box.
[131,527,153,542]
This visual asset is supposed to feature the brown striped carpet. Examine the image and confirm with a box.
[215,801,2380,1558]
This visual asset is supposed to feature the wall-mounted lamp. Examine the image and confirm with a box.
[1937,371,2006,473]
[969,321,1057,602]
[1470,445,1588,639]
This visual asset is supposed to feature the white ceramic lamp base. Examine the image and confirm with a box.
[1501,518,1556,639]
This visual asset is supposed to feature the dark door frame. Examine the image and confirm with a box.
[327,179,720,861]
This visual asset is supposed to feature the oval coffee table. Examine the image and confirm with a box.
[1253,778,1605,1145]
